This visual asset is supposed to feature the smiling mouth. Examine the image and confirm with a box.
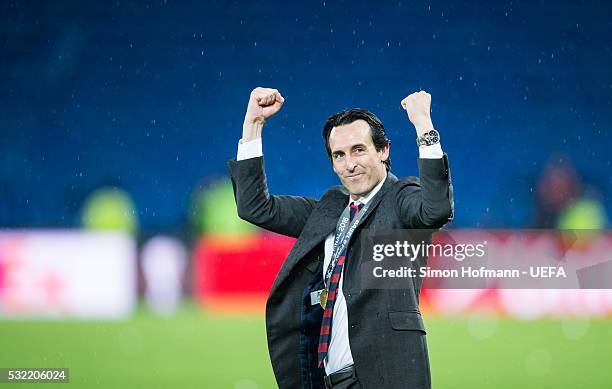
[346,173,364,179]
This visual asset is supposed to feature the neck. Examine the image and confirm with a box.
[349,172,387,201]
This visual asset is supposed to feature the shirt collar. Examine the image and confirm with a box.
[348,172,387,206]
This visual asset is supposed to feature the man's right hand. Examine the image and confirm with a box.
[242,87,284,142]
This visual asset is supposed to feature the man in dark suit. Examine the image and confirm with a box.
[228,87,453,388]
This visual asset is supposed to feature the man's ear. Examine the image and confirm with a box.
[379,144,390,163]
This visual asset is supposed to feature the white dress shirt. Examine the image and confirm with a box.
[236,136,443,374]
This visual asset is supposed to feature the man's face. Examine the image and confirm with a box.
[328,119,389,200]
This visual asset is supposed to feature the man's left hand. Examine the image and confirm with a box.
[401,91,435,136]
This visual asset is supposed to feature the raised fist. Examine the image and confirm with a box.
[401,91,434,135]
[244,87,285,124]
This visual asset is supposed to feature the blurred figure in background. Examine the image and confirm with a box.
[81,187,138,234]
[533,155,607,229]
[190,179,257,237]
[534,156,581,228]
[141,235,188,317]
[557,195,608,230]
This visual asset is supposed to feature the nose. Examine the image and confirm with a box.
[344,155,357,171]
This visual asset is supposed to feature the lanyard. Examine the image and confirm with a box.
[323,201,370,288]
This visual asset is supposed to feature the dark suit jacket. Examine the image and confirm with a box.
[228,155,453,389]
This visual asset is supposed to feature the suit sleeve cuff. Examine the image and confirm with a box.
[418,154,450,179]
[418,143,444,159]
[237,138,263,161]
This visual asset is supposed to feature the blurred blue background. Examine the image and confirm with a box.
[2,0,611,230]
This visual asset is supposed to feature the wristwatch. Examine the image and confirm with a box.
[416,129,440,147]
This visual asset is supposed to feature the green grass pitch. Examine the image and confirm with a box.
[0,304,610,388]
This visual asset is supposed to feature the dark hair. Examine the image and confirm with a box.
[322,108,391,171]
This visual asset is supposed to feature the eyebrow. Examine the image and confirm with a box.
[332,143,368,154]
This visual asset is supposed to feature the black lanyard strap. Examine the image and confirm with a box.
[323,201,370,287]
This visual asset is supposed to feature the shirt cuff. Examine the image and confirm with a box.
[418,143,444,159]
[237,138,263,161]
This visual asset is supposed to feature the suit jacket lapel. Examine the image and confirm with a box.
[268,173,399,298]
[268,189,346,298]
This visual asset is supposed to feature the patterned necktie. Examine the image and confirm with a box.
[317,201,364,368]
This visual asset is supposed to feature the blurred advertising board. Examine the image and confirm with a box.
[419,230,612,318]
[0,231,137,319]
[194,229,612,317]
[193,232,294,313]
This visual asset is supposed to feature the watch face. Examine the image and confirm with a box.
[428,130,439,143]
